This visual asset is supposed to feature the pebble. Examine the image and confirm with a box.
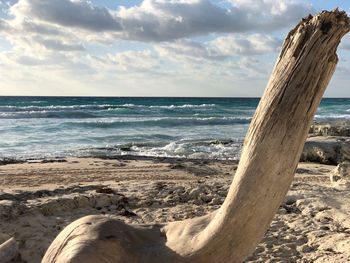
[278,207,287,215]
[192,199,203,205]
[94,195,111,208]
[297,244,313,253]
[210,197,221,205]
[189,188,201,199]
[199,193,213,203]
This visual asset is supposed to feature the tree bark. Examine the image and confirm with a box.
[42,10,350,263]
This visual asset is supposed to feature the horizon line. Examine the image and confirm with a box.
[0,95,349,99]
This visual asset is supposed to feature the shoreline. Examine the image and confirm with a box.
[0,154,238,166]
[1,135,348,167]
[1,120,350,166]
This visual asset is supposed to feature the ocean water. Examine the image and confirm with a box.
[1,97,350,161]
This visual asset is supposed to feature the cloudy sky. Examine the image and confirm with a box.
[1,0,350,97]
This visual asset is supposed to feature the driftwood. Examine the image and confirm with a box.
[42,10,350,263]
[0,238,19,263]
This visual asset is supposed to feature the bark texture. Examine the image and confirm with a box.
[43,10,350,263]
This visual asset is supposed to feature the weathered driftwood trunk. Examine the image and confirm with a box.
[42,10,349,263]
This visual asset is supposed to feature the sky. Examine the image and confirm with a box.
[0,0,350,97]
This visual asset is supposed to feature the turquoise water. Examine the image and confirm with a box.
[1,97,349,161]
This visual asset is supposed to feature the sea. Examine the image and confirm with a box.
[1,97,350,162]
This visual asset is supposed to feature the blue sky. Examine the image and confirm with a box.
[0,0,350,97]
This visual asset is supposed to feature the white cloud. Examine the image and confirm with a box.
[2,0,314,43]
[105,50,162,72]
[33,36,85,52]
[210,34,281,56]
[155,40,225,62]
[155,34,281,63]
[0,18,9,31]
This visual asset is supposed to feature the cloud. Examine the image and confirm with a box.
[0,18,9,31]
[117,0,240,41]
[3,0,314,42]
[117,0,314,41]
[1,17,86,52]
[155,40,225,62]
[21,21,68,36]
[33,36,85,52]
[155,34,281,63]
[0,0,316,97]
[10,0,122,32]
[210,34,282,56]
[105,50,162,72]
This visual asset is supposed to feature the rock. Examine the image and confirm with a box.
[74,195,91,208]
[278,207,287,215]
[330,161,350,182]
[310,123,350,137]
[40,197,79,215]
[217,190,227,197]
[94,195,111,208]
[0,238,19,263]
[179,193,190,202]
[277,244,295,256]
[316,233,350,254]
[40,199,62,216]
[284,194,299,205]
[168,163,185,169]
[0,193,17,201]
[189,188,201,199]
[301,136,350,164]
[192,199,203,205]
[62,198,78,210]
[119,208,137,217]
[185,165,217,177]
[0,200,22,222]
[301,206,317,217]
[0,233,11,245]
[199,193,213,203]
[110,194,127,204]
[295,236,308,245]
[100,208,108,214]
[158,190,170,198]
[210,198,222,206]
[173,186,185,194]
[295,199,311,208]
[0,200,17,219]
[95,187,115,194]
[330,161,350,189]
[164,195,176,205]
[314,211,333,223]
[298,244,313,253]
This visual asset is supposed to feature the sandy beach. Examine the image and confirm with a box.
[1,149,350,262]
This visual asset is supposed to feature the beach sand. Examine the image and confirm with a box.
[1,157,350,262]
